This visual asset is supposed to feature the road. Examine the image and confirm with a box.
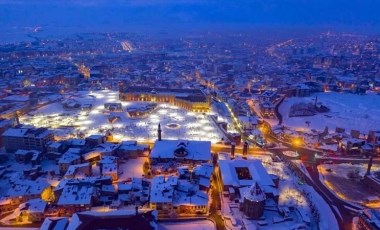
[217,97,360,229]
[270,145,361,230]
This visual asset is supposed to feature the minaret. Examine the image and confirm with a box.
[158,123,162,141]
[231,142,236,159]
[15,111,20,126]
[314,95,318,107]
[243,141,248,159]
[367,155,373,176]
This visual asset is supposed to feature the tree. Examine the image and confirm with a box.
[143,161,150,175]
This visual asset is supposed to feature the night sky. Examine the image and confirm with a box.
[0,0,379,36]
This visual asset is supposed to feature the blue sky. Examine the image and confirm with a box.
[0,0,379,31]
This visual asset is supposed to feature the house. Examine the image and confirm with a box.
[2,178,52,208]
[116,141,150,159]
[46,141,67,154]
[66,209,158,230]
[149,176,176,215]
[292,83,311,97]
[57,184,95,216]
[58,151,81,175]
[193,163,213,191]
[339,138,366,155]
[117,178,150,206]
[40,217,69,230]
[64,163,91,179]
[85,135,105,148]
[258,90,277,104]
[14,149,41,164]
[238,115,259,131]
[22,198,47,222]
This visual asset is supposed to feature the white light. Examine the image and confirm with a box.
[90,110,100,115]
[158,109,168,115]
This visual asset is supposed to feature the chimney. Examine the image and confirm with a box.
[158,123,162,141]
[230,142,235,159]
[135,206,138,216]
[243,142,248,159]
[367,155,373,176]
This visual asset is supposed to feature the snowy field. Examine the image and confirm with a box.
[20,90,225,143]
[279,92,380,133]
[158,220,215,230]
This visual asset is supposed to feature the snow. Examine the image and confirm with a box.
[279,92,380,133]
[20,90,225,143]
[219,158,275,188]
[118,157,146,180]
[291,160,312,180]
[150,139,211,161]
[303,185,339,230]
[283,151,299,158]
[158,220,215,230]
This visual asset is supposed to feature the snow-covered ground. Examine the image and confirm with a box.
[118,157,146,180]
[20,90,225,143]
[158,220,215,230]
[279,92,380,133]
[318,163,380,206]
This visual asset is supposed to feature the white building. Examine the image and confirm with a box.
[150,140,211,163]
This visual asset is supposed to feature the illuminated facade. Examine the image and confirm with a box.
[119,87,210,113]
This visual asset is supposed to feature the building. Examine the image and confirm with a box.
[0,118,14,147]
[238,115,259,131]
[2,127,54,153]
[118,178,150,206]
[23,198,47,222]
[58,151,81,175]
[40,217,69,230]
[258,90,277,104]
[1,178,52,210]
[218,158,278,200]
[64,163,91,179]
[258,90,277,118]
[116,141,150,159]
[149,140,211,164]
[239,182,266,219]
[149,176,176,215]
[119,86,210,113]
[149,175,209,216]
[57,184,95,216]
[259,102,275,118]
[292,84,311,97]
[66,210,158,230]
[14,149,41,164]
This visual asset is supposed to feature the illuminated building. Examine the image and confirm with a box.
[149,140,211,164]
[119,87,210,113]
[2,127,54,153]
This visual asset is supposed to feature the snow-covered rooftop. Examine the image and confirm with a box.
[219,158,275,188]
[150,139,211,161]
